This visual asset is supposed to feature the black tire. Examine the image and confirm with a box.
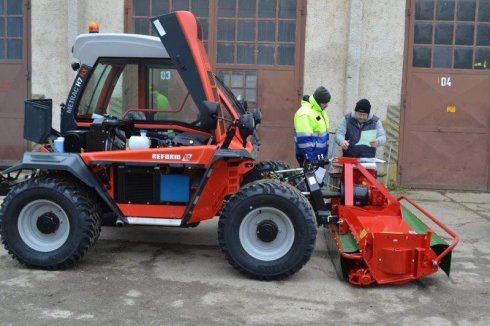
[218,179,316,280]
[0,175,102,269]
[243,160,307,191]
[242,160,291,185]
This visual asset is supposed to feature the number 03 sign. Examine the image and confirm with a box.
[440,76,452,87]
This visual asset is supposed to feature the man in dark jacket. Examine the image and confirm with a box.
[335,99,386,158]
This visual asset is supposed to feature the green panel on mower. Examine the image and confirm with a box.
[401,205,452,276]
[325,225,359,281]
[337,229,358,253]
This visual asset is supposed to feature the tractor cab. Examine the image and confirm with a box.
[20,11,257,157]
[58,28,253,154]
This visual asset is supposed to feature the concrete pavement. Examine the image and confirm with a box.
[0,189,489,325]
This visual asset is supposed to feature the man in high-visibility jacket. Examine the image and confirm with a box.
[294,86,331,166]
[151,89,171,110]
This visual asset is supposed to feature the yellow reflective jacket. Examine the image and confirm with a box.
[293,96,330,161]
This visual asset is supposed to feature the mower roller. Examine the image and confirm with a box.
[301,157,459,286]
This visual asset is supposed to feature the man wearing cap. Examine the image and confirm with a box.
[293,86,331,166]
[335,99,386,158]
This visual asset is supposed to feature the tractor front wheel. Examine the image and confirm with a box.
[242,160,291,185]
[218,180,316,280]
[0,176,101,269]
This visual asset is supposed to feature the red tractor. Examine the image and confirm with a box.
[0,12,458,285]
[0,12,315,280]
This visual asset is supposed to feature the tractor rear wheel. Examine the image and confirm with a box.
[218,179,316,280]
[0,175,101,269]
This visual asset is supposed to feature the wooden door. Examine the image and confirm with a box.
[127,0,306,167]
[400,0,490,190]
[0,0,30,166]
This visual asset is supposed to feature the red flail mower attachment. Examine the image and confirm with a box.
[326,157,459,286]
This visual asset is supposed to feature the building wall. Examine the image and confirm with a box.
[31,0,124,129]
[303,0,350,127]
[359,0,406,125]
[304,0,406,137]
[31,0,405,136]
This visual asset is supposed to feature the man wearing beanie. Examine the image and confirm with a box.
[335,98,386,158]
[293,86,331,166]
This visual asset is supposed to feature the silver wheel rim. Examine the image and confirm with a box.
[18,199,70,252]
[239,207,295,261]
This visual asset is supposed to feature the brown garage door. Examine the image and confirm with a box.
[126,0,305,167]
[0,0,30,166]
[400,0,490,191]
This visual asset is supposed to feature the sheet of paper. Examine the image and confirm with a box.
[356,130,377,146]
[315,167,326,183]
[359,157,386,163]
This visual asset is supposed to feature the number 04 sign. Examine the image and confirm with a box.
[440,76,452,87]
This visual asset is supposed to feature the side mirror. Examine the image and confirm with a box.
[237,112,255,146]
[242,100,248,111]
[200,101,219,130]
[251,107,261,125]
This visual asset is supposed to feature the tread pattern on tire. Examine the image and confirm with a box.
[0,175,102,269]
[242,160,291,185]
[218,179,316,280]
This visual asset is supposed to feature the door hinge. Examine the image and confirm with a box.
[26,71,31,81]
[406,8,411,17]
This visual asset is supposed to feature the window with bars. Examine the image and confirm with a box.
[217,70,257,107]
[413,0,490,69]
[131,0,297,67]
[132,0,210,51]
[217,0,296,65]
[130,0,301,109]
[0,0,23,60]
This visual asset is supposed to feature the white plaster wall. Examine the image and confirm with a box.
[82,2,124,34]
[304,0,405,132]
[303,0,350,127]
[358,0,406,121]
[31,0,124,130]
[31,0,69,130]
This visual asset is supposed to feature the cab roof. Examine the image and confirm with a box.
[72,33,170,67]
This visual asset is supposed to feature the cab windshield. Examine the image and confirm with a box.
[76,58,200,126]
